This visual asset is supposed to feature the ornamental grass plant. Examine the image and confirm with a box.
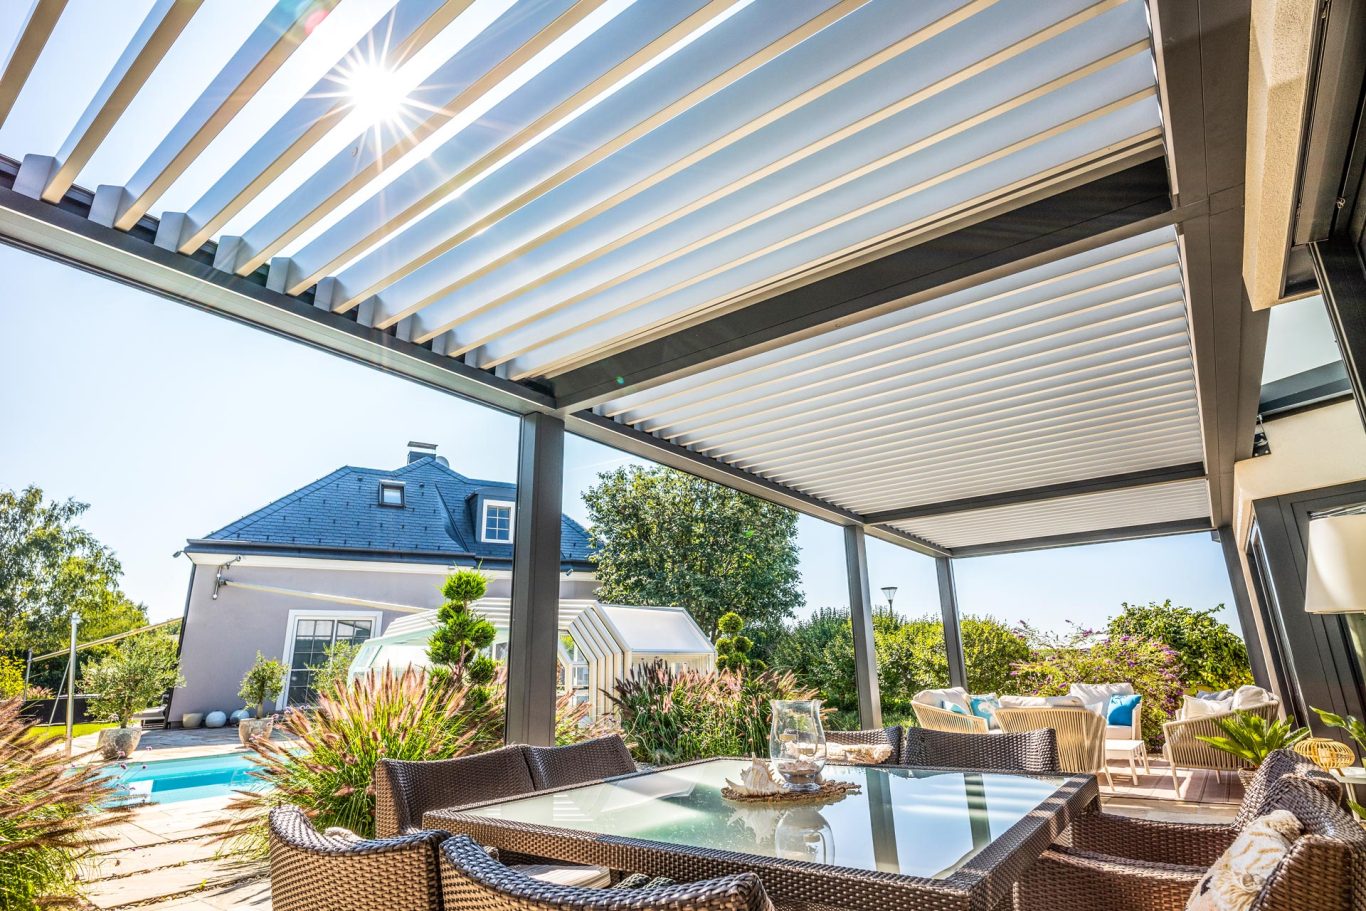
[608,660,814,765]
[0,697,131,910]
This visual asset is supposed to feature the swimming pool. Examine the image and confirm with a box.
[104,752,268,805]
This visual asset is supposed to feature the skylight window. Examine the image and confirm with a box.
[481,500,514,543]
[379,480,405,507]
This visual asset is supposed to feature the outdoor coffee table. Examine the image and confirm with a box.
[1104,738,1151,782]
[425,757,1099,911]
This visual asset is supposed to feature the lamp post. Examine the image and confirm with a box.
[65,612,78,759]
[881,586,898,611]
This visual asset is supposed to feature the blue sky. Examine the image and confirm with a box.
[0,243,1240,634]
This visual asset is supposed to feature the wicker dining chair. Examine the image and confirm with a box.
[899,726,1060,773]
[826,726,903,764]
[1014,777,1366,911]
[1062,749,1345,868]
[524,734,638,790]
[374,744,537,837]
[440,834,773,911]
[996,707,1111,787]
[269,805,447,911]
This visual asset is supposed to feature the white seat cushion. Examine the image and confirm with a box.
[998,695,1086,708]
[513,865,612,888]
[1186,810,1300,911]
[1231,685,1274,710]
[1070,682,1134,704]
[915,687,971,713]
[1105,724,1136,740]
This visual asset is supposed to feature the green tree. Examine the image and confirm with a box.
[1106,600,1252,690]
[583,466,803,640]
[82,634,184,729]
[428,570,496,697]
[239,652,288,715]
[0,487,147,683]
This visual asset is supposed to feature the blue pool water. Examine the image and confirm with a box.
[104,752,268,804]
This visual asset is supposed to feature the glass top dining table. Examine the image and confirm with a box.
[426,758,1100,911]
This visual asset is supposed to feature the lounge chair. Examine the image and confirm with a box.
[911,687,989,734]
[1162,696,1280,792]
[996,706,1111,787]
[1014,777,1365,911]
[1062,749,1344,867]
[899,727,1059,773]
[439,834,773,911]
[826,726,903,764]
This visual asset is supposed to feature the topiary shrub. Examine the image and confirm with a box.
[714,611,762,673]
[428,569,496,701]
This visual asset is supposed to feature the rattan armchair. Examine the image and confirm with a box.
[524,734,637,790]
[826,726,903,764]
[996,707,1111,787]
[1161,699,1280,793]
[1063,749,1344,868]
[1015,777,1366,911]
[375,743,537,837]
[911,689,989,734]
[269,805,446,911]
[899,726,1060,772]
[440,834,774,911]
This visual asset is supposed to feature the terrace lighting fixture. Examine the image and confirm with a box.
[881,586,897,610]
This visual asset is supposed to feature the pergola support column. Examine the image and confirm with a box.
[936,556,968,690]
[506,412,565,746]
[1216,525,1272,691]
[843,525,882,729]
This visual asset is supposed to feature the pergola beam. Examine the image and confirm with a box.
[936,557,967,690]
[864,462,1205,524]
[0,0,67,129]
[1309,237,1366,431]
[950,518,1213,558]
[549,155,1176,411]
[844,526,882,729]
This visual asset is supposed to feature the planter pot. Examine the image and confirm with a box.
[238,716,274,745]
[181,712,204,729]
[97,726,142,761]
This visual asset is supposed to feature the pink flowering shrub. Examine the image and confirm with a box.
[1010,622,1184,750]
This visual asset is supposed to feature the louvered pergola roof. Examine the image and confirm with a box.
[0,0,1261,556]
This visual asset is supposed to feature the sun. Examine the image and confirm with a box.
[341,59,409,127]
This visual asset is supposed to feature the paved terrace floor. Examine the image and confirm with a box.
[72,729,1241,911]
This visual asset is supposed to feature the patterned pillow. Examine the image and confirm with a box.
[1187,810,1301,911]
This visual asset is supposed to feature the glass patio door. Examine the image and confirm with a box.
[284,616,374,706]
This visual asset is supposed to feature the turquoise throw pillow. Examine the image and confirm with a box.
[1107,693,1141,726]
[942,700,968,715]
[969,695,999,720]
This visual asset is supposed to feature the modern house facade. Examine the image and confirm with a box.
[167,445,597,721]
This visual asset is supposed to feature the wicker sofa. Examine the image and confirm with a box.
[1162,696,1280,792]
[910,687,989,734]
[1015,777,1365,911]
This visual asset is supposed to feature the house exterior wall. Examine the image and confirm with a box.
[168,561,597,721]
[1230,400,1366,698]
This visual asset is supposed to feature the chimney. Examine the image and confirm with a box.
[407,441,447,466]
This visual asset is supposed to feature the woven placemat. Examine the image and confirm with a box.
[720,779,861,805]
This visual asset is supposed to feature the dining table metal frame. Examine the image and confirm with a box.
[424,758,1101,911]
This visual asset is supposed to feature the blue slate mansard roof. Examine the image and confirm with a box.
[183,455,594,571]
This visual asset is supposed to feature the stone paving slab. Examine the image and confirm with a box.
[131,875,271,911]
[83,856,265,908]
[82,836,224,881]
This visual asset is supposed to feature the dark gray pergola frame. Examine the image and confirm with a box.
[0,0,1266,743]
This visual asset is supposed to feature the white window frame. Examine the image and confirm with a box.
[480,499,515,543]
[378,480,405,507]
[277,608,383,709]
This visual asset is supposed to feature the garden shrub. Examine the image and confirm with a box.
[608,661,814,765]
[224,666,505,846]
[0,653,24,700]
[309,640,363,700]
[81,634,183,728]
[0,698,130,909]
[1010,622,1184,749]
[1107,601,1252,691]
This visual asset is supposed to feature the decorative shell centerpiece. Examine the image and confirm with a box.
[724,759,785,797]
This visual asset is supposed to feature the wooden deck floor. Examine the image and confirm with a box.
[1101,755,1243,805]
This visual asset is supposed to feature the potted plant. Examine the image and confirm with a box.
[1196,710,1310,784]
[238,653,287,744]
[81,635,184,760]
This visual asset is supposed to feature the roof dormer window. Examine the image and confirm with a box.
[378,480,405,508]
[480,499,514,543]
